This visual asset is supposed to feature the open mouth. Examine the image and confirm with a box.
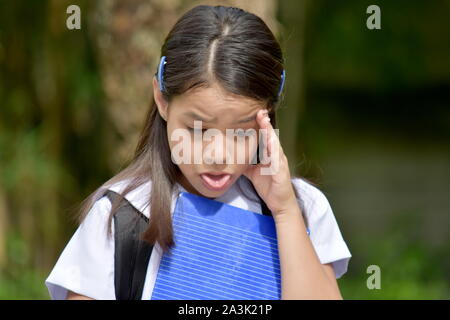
[200,173,232,191]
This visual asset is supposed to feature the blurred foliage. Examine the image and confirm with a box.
[339,211,450,299]
[0,231,48,299]
[0,0,110,298]
[279,0,450,300]
[0,0,449,299]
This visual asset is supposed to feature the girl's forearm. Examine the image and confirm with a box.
[274,200,342,300]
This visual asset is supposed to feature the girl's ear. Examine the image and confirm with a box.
[153,76,169,121]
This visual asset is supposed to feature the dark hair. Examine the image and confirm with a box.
[76,5,307,253]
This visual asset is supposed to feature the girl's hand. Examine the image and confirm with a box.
[243,109,299,220]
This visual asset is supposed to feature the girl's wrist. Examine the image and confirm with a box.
[273,197,302,224]
[274,204,309,238]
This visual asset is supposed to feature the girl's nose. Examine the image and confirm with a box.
[201,130,254,165]
[202,132,229,165]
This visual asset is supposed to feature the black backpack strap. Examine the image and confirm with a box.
[260,200,271,216]
[257,193,272,216]
[104,190,154,300]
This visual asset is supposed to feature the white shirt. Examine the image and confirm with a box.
[45,176,352,300]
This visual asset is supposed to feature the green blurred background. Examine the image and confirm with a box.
[0,0,449,299]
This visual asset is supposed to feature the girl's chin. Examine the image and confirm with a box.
[195,183,230,199]
[201,189,227,199]
[182,185,226,199]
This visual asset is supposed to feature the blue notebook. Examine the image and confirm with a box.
[150,191,282,300]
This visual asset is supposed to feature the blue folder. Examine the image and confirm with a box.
[150,191,282,300]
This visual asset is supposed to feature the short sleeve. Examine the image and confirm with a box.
[45,196,116,300]
[292,178,352,279]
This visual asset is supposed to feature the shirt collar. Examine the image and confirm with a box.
[107,176,261,218]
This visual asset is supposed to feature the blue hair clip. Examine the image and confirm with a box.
[157,55,167,92]
[277,69,286,97]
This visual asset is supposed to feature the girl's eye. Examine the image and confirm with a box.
[186,127,254,137]
[187,127,207,133]
[235,128,255,138]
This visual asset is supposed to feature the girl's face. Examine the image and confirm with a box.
[153,77,267,199]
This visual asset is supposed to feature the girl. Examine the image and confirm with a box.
[45,5,351,300]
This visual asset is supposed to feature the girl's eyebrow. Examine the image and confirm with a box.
[184,111,216,123]
[184,111,257,124]
[236,112,258,124]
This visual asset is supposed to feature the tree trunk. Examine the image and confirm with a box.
[278,0,307,175]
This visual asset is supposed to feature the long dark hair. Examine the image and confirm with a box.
[76,5,307,253]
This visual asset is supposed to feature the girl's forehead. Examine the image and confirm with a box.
[171,86,266,117]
